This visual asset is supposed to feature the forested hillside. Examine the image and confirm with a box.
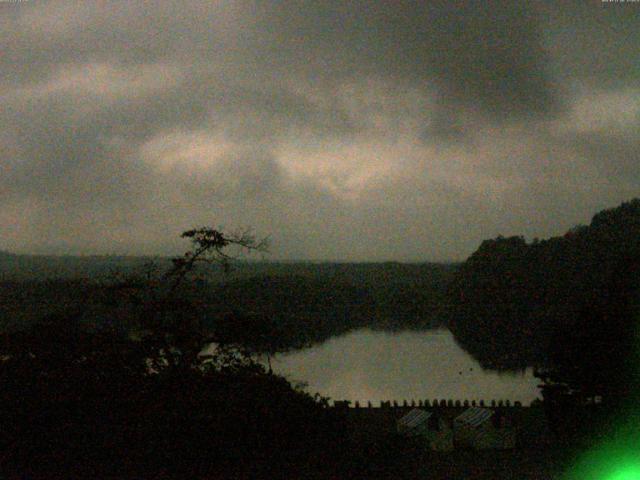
[0,259,455,348]
[447,199,640,403]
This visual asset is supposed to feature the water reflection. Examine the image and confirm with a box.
[271,329,541,406]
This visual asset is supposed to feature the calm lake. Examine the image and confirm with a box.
[270,329,541,406]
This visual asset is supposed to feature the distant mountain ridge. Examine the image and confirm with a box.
[0,251,457,280]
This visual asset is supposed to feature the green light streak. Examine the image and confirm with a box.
[608,465,640,480]
[562,308,640,480]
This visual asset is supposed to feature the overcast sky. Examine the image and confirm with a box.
[1,1,639,261]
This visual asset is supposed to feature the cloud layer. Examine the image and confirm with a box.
[1,1,639,260]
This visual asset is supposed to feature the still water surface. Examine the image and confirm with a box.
[271,329,541,406]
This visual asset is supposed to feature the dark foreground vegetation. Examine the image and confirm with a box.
[0,229,361,478]
[0,315,346,478]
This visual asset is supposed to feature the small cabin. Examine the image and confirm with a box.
[453,407,515,450]
[396,408,453,452]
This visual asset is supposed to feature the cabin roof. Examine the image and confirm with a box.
[454,407,493,427]
[397,408,432,429]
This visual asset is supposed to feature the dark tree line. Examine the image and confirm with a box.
[446,199,640,410]
[0,258,454,350]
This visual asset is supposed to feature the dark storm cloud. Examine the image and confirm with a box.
[1,1,639,259]
[540,1,640,88]
[2,1,560,116]
[249,0,562,122]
